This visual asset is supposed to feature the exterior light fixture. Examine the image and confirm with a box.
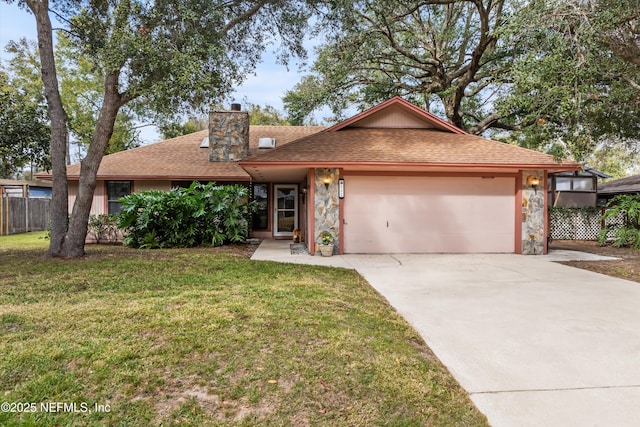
[528,176,540,193]
[323,176,331,190]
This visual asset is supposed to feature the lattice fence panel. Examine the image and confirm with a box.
[603,212,626,240]
[550,208,629,241]
[549,209,603,241]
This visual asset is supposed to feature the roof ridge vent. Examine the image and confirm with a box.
[258,137,276,149]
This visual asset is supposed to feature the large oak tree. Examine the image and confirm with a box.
[287,0,639,171]
[285,0,512,133]
[8,0,312,257]
[498,0,640,163]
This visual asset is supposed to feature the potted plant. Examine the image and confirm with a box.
[318,231,335,257]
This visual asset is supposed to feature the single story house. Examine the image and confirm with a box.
[597,174,640,205]
[548,167,610,208]
[0,179,52,236]
[39,97,580,255]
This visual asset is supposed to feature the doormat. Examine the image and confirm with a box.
[290,243,308,255]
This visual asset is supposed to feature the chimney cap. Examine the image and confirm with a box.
[230,103,241,111]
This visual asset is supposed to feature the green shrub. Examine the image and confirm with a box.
[116,182,255,248]
[598,195,640,248]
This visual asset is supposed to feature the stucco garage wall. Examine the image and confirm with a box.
[343,175,516,253]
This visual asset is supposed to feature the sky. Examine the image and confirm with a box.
[0,3,323,145]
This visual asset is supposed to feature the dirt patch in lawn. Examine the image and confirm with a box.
[210,242,260,258]
[550,240,640,283]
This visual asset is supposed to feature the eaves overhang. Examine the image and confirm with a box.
[240,160,581,173]
[37,173,251,182]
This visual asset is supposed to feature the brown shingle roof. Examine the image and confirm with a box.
[0,179,52,187]
[56,126,325,180]
[598,174,640,195]
[241,128,579,169]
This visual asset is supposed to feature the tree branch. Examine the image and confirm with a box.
[622,75,640,91]
[221,1,268,36]
[465,112,516,134]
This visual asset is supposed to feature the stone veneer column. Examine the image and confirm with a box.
[209,110,249,162]
[314,168,340,255]
[521,170,545,254]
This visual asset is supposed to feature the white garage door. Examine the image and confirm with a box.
[343,176,515,253]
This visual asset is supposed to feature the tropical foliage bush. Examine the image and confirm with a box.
[599,195,640,249]
[116,182,254,248]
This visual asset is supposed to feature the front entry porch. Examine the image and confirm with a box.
[251,239,352,267]
[273,184,298,237]
[250,181,307,242]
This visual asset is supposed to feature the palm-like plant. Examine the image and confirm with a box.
[599,195,640,248]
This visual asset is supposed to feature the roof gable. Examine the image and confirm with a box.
[326,96,466,134]
[240,98,581,172]
[241,128,578,170]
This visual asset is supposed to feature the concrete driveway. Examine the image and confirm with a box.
[252,242,640,426]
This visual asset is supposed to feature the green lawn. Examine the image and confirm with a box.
[0,237,487,426]
[0,231,49,251]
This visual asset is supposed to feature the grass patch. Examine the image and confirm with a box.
[0,231,49,251]
[0,246,487,426]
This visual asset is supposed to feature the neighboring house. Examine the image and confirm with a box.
[597,174,640,205]
[0,179,52,198]
[39,97,580,255]
[548,167,610,208]
[0,179,52,235]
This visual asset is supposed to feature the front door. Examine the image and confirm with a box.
[273,184,298,237]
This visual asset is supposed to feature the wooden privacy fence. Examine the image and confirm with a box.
[0,197,51,235]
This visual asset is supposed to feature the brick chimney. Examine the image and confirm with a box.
[209,104,249,162]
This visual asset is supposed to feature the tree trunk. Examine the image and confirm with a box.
[60,72,122,257]
[27,1,122,258]
[443,95,465,131]
[26,0,69,256]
